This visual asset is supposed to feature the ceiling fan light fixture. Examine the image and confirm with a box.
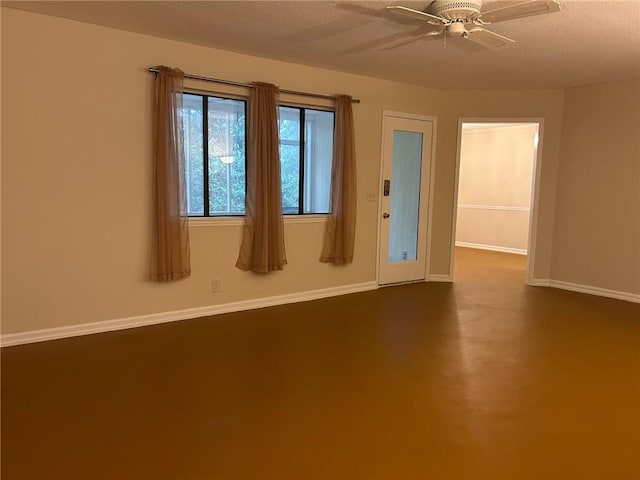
[447,21,468,36]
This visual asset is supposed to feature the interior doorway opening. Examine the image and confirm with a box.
[451,120,542,284]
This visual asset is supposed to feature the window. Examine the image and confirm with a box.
[181,93,246,216]
[181,93,334,216]
[279,106,334,214]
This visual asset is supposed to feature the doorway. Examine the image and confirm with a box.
[451,119,543,284]
[377,112,436,285]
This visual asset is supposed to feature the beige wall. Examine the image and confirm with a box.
[1,8,440,334]
[552,80,640,294]
[456,124,537,252]
[434,91,564,279]
[1,8,567,335]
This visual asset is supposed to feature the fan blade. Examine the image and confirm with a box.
[467,27,516,49]
[341,29,428,54]
[480,0,561,23]
[384,29,444,49]
[386,6,447,25]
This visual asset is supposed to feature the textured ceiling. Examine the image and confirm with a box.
[4,0,640,89]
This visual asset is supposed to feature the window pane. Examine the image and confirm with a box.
[304,109,334,214]
[280,144,300,213]
[208,97,246,215]
[388,130,423,263]
[181,94,204,216]
[279,107,300,214]
[279,106,300,142]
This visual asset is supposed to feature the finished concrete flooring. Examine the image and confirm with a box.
[2,248,639,479]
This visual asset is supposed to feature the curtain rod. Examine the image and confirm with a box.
[148,67,360,104]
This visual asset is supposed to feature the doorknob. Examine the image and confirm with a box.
[383,212,390,218]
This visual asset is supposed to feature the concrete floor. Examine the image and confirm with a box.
[2,248,639,479]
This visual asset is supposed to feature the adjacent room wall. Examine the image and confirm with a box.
[551,79,640,295]
[1,8,567,337]
[456,124,537,254]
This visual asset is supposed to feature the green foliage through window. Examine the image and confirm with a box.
[181,93,334,216]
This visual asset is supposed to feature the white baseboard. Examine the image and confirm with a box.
[456,241,527,256]
[529,278,639,303]
[428,274,453,282]
[0,281,378,348]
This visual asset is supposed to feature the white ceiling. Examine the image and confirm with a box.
[4,0,640,89]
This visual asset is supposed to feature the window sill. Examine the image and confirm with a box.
[188,215,328,228]
[284,215,328,225]
[188,217,244,227]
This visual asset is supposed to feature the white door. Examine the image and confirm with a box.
[378,114,434,285]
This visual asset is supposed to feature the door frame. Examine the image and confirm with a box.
[376,110,438,286]
[450,117,545,285]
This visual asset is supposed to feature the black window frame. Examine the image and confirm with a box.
[182,92,248,217]
[182,91,335,217]
[277,105,335,216]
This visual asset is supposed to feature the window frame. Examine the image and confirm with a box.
[182,89,335,219]
[182,91,248,218]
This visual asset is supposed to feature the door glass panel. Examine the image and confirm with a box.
[388,130,423,263]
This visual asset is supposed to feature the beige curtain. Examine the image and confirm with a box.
[151,66,191,282]
[236,82,287,273]
[321,95,357,264]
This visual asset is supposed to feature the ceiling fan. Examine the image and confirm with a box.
[386,0,561,49]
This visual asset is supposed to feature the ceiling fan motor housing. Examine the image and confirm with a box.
[431,0,483,21]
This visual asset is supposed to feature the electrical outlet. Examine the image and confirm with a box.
[366,192,376,202]
[211,279,221,293]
